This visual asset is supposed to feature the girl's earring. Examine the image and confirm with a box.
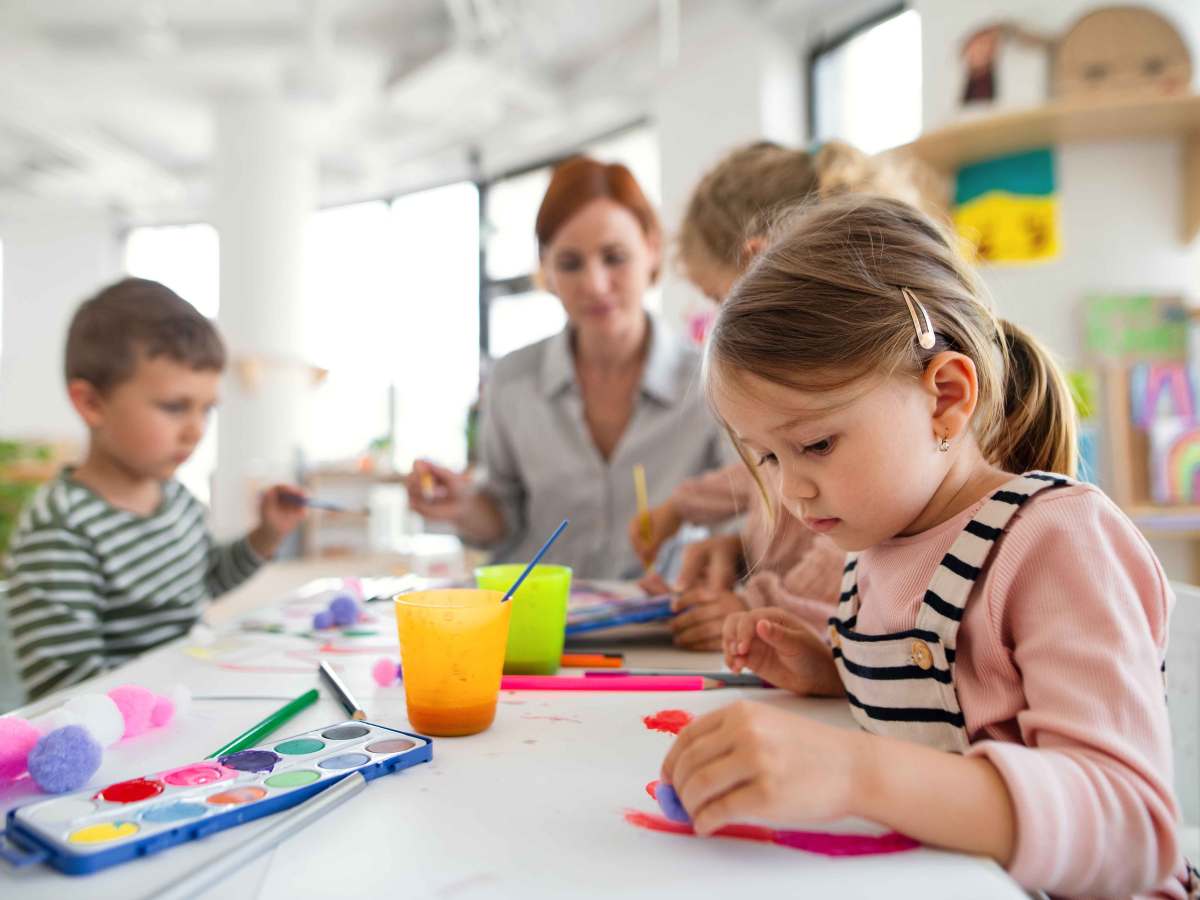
[938,432,951,453]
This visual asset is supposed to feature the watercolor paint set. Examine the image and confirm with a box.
[0,720,431,876]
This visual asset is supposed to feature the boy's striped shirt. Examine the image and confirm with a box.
[3,472,262,699]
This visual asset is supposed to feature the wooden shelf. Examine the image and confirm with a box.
[900,92,1200,242]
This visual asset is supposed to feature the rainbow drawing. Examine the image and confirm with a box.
[1166,430,1200,504]
[1131,362,1198,430]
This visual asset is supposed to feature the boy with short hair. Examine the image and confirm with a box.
[4,277,306,699]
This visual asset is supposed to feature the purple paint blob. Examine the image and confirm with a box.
[654,783,690,824]
[217,750,280,773]
[313,610,335,630]
[329,595,359,626]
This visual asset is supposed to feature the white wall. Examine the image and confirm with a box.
[0,203,121,444]
[654,4,805,330]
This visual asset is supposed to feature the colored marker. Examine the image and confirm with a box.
[500,675,720,691]
[205,689,319,759]
[633,463,653,570]
[318,660,367,721]
[585,670,771,687]
[560,653,624,668]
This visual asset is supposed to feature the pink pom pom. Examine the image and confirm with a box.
[150,695,175,727]
[372,658,398,687]
[108,685,157,739]
[0,717,40,781]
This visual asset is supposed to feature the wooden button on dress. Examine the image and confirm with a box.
[910,640,933,670]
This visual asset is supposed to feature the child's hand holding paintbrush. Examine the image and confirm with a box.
[405,460,470,521]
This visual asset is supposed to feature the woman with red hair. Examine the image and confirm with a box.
[406,157,726,581]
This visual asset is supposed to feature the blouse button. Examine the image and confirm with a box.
[910,640,934,670]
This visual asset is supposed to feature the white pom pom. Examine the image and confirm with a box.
[169,684,192,719]
[29,707,80,735]
[64,694,124,748]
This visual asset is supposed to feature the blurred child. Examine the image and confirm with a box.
[661,197,1193,897]
[4,278,306,700]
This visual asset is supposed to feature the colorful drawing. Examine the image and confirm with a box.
[1150,417,1200,504]
[953,148,1058,263]
[1130,362,1198,429]
[1084,294,1188,363]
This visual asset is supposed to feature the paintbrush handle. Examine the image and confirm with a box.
[156,772,367,900]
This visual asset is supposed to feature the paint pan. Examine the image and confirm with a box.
[0,720,431,876]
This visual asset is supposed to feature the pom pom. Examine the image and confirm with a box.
[27,725,103,794]
[312,610,334,630]
[151,695,175,727]
[655,783,690,824]
[169,684,192,719]
[29,707,80,736]
[329,595,359,626]
[64,694,124,748]
[107,685,157,739]
[372,658,399,687]
[0,717,40,781]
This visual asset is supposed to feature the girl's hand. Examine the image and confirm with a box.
[248,484,309,558]
[628,501,684,568]
[723,608,842,696]
[661,701,867,835]
[669,589,745,651]
[637,570,673,596]
[675,533,743,593]
[782,537,847,603]
[406,460,471,523]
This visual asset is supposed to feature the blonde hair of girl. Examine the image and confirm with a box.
[677,140,926,278]
[705,194,1077,520]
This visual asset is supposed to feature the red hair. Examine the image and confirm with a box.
[535,156,661,257]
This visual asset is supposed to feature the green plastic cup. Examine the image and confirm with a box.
[474,564,572,675]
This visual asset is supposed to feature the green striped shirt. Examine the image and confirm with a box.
[3,471,263,699]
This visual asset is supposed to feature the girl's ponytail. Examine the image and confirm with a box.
[987,319,1078,477]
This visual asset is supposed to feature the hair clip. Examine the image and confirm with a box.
[901,287,936,350]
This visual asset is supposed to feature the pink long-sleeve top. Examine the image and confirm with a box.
[855,482,1188,899]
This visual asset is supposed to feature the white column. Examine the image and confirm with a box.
[654,6,804,331]
[210,97,316,539]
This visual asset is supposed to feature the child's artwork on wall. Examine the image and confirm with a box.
[953,148,1058,263]
[1083,294,1188,363]
[1054,6,1191,101]
[1150,417,1200,504]
[959,23,1051,110]
[1129,362,1198,429]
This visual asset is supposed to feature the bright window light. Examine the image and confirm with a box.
[812,9,922,154]
[123,224,219,318]
[488,290,566,358]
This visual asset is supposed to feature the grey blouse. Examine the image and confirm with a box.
[472,316,729,579]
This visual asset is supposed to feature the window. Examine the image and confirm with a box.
[124,223,220,502]
[480,123,661,357]
[304,186,480,472]
[810,8,922,154]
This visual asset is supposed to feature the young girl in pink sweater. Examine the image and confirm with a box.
[659,196,1195,898]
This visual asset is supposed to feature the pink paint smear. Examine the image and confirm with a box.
[633,782,918,857]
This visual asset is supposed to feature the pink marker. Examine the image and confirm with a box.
[499,675,717,692]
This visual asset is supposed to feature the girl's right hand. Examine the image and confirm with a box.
[627,501,684,568]
[406,459,471,523]
[723,607,842,696]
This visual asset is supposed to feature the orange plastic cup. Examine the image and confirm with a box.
[393,589,512,736]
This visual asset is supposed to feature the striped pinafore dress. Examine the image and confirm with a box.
[827,471,1067,751]
[827,471,1200,897]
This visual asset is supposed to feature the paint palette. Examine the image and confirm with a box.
[0,720,430,876]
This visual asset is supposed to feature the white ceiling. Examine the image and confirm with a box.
[0,0,677,220]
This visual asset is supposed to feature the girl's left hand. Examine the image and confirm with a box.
[661,700,866,835]
[669,588,745,651]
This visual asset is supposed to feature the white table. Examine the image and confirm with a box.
[1,576,1025,900]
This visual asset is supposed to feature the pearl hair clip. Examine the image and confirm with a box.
[901,287,936,351]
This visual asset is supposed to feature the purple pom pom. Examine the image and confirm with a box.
[312,610,335,630]
[655,783,690,824]
[28,725,103,794]
[329,595,359,626]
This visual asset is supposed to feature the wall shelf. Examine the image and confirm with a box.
[899,92,1200,243]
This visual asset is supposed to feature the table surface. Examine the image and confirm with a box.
[0,562,1025,900]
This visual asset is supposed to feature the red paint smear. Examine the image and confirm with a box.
[643,709,693,734]
[645,780,659,799]
[97,777,164,803]
[623,810,919,857]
